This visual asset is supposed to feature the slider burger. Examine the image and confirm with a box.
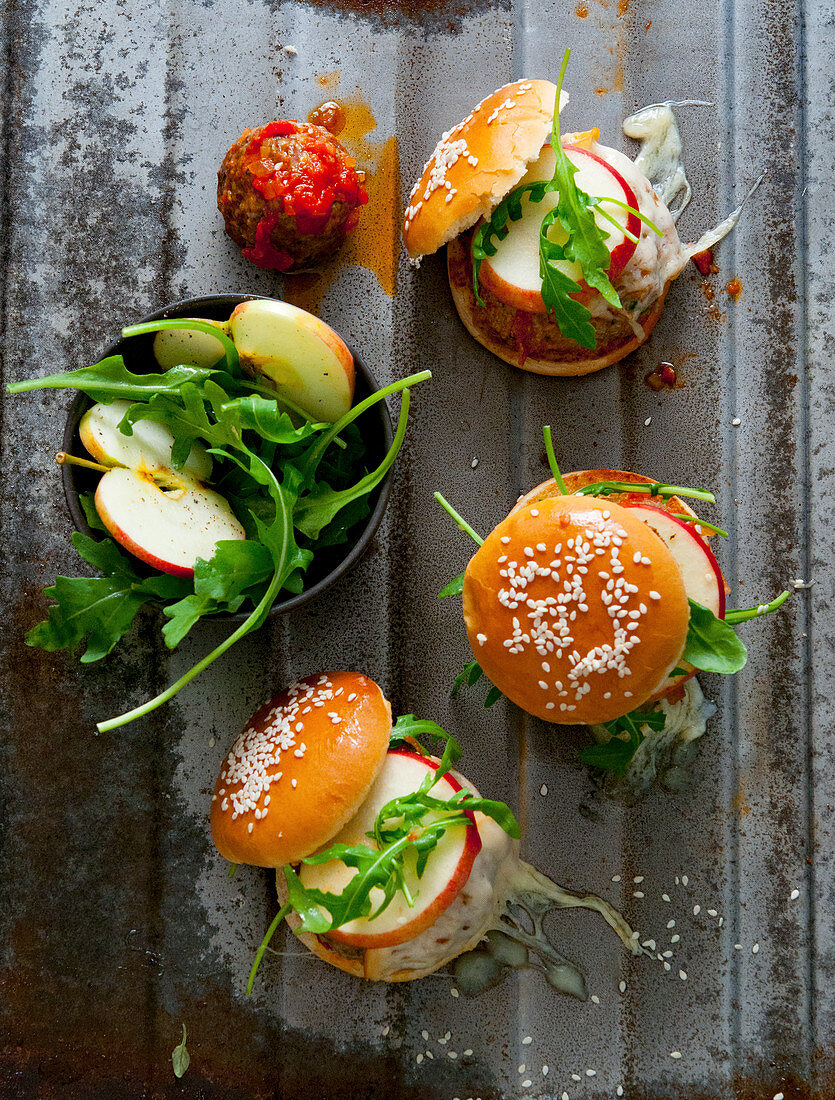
[403,52,696,375]
[212,671,641,990]
[439,435,788,774]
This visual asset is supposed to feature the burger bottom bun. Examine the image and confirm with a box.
[447,236,668,376]
[513,469,700,528]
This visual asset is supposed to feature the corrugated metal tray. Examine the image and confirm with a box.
[1,0,832,1096]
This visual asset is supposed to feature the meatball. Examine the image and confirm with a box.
[217,120,368,272]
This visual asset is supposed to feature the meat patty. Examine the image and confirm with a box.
[217,120,367,272]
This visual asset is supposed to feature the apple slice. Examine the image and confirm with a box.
[229,299,355,423]
[623,504,725,618]
[95,467,245,577]
[153,319,228,370]
[479,143,642,314]
[80,400,213,481]
[624,504,726,696]
[300,750,482,949]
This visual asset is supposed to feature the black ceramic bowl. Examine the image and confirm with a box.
[62,293,394,619]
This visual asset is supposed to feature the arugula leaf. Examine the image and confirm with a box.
[78,491,108,533]
[219,395,323,444]
[580,707,666,775]
[161,540,273,647]
[27,532,191,662]
[573,479,716,504]
[294,389,412,539]
[171,1024,190,1079]
[452,659,483,697]
[438,572,465,598]
[539,216,596,348]
[724,590,790,624]
[6,356,220,402]
[683,599,748,674]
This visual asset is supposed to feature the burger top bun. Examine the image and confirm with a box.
[211,672,391,868]
[403,79,566,260]
[462,496,690,725]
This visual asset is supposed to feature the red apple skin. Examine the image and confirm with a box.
[478,145,642,314]
[564,146,642,279]
[623,503,727,620]
[94,482,196,578]
[327,750,482,950]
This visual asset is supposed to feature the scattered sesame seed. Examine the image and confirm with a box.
[790,889,800,900]
[644,416,652,426]
[416,1054,423,1064]
[671,934,680,944]
[774,1093,784,1099]
[586,1069,597,1077]
[633,891,645,899]
[448,1052,457,1060]
[633,875,644,884]
[522,1036,532,1045]
[612,875,622,882]
[732,417,741,426]
[463,1049,472,1056]
[682,875,689,886]
[662,893,671,902]
[284,44,297,55]
[642,940,656,951]
[451,987,459,998]
[663,950,673,959]
[708,909,718,917]
[522,1081,532,1089]
[518,1064,526,1074]
[617,1088,624,1097]
[471,456,479,468]
[735,944,743,950]
[540,784,548,796]
[693,905,701,916]
[571,1074,582,1082]
[670,1051,682,1059]
[752,943,760,954]
[619,981,627,993]
[667,919,676,929]
[421,1030,429,1041]
[679,970,688,981]
[664,961,671,971]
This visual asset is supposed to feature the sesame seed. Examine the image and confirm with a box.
[591,994,600,1004]
[633,891,645,899]
[752,943,760,954]
[693,905,701,916]
[671,934,680,943]
[416,1054,423,1064]
[707,909,718,917]
[642,940,656,950]
[732,417,741,425]
[571,1074,581,1082]
[518,1064,526,1074]
[790,889,800,900]
[522,1081,532,1089]
[735,944,743,951]
[451,987,459,998]
[667,920,676,929]
[540,784,548,795]
[644,416,652,426]
[586,1069,597,1077]
[619,981,627,993]
[522,1036,532,1045]
[682,875,689,886]
[670,1051,682,1059]
[774,1093,784,1099]
[679,970,688,980]
[633,876,644,884]
[662,893,671,902]
[463,1048,472,1056]
[617,1089,624,1097]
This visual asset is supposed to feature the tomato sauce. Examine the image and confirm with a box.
[241,120,368,235]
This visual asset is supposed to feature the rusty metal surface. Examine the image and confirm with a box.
[0,0,832,1097]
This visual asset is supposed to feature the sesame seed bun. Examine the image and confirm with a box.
[462,496,690,725]
[402,79,566,260]
[211,672,391,868]
[446,235,669,376]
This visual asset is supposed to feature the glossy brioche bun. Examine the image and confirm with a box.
[446,236,669,376]
[462,496,690,725]
[403,79,565,260]
[211,672,391,868]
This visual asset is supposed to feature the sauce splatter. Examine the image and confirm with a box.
[308,100,347,136]
[700,281,716,304]
[284,81,400,312]
[645,362,678,390]
[316,69,341,89]
[575,1,589,16]
[725,278,743,300]
[617,0,630,15]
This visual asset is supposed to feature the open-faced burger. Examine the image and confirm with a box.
[218,121,368,271]
[212,671,643,991]
[403,55,704,375]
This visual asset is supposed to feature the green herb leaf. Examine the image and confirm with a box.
[171,1024,190,1079]
[6,356,220,402]
[438,572,465,599]
[580,707,665,774]
[573,480,716,504]
[452,660,483,697]
[683,599,747,674]
[26,532,191,663]
[724,590,790,624]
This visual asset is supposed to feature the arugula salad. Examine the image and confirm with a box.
[7,302,429,733]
